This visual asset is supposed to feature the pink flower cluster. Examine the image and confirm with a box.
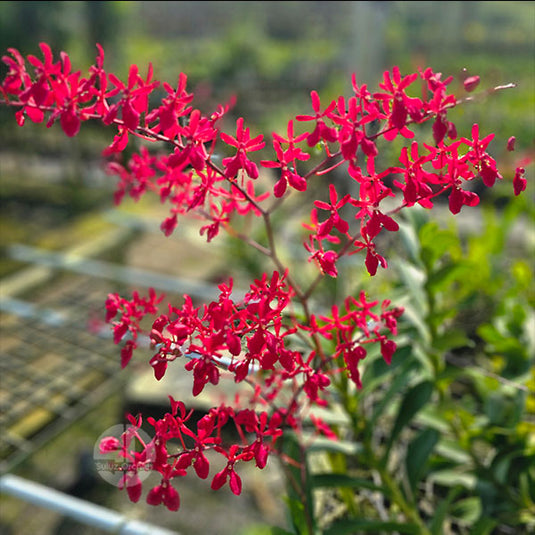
[1,43,526,511]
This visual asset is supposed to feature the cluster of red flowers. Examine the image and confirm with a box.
[1,42,526,511]
[101,271,403,507]
[99,401,284,510]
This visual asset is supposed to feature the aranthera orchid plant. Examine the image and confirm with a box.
[1,43,528,533]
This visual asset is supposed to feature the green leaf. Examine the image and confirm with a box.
[470,516,498,535]
[484,392,517,426]
[477,323,502,345]
[324,519,421,535]
[283,497,308,535]
[361,344,410,390]
[426,263,465,294]
[310,473,386,493]
[397,302,432,347]
[394,260,427,311]
[415,407,451,434]
[489,447,523,486]
[429,470,476,489]
[306,436,362,456]
[419,222,460,270]
[520,470,535,508]
[433,328,474,352]
[512,259,533,290]
[306,405,349,427]
[398,220,422,265]
[434,438,472,464]
[450,496,481,524]
[280,432,315,534]
[385,380,434,457]
[406,427,440,492]
[370,357,418,425]
[410,344,436,376]
[429,486,463,535]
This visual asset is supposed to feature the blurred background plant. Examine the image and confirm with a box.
[299,196,535,534]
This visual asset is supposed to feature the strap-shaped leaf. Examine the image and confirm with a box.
[398,219,423,266]
[429,470,476,489]
[370,357,418,425]
[385,380,434,459]
[283,497,308,535]
[307,436,362,455]
[310,473,386,494]
[406,427,440,492]
[361,344,412,395]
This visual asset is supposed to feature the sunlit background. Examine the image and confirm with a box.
[0,2,533,534]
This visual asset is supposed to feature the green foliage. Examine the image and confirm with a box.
[290,199,534,534]
[280,431,317,535]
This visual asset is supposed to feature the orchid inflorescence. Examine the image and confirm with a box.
[1,42,526,511]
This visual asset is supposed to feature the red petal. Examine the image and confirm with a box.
[126,475,142,503]
[365,250,378,276]
[229,470,242,495]
[153,360,168,380]
[163,485,180,511]
[194,453,210,479]
[146,485,163,506]
[211,469,227,490]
